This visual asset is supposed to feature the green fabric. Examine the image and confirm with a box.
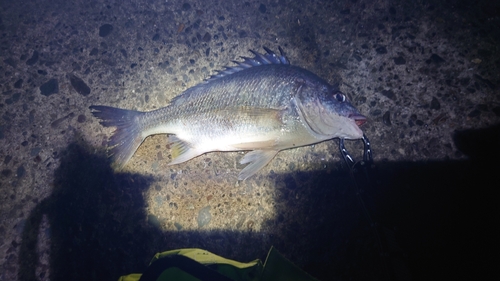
[261,247,318,281]
[151,248,262,281]
[158,267,202,281]
[118,247,318,281]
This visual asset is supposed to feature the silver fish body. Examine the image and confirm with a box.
[90,47,366,180]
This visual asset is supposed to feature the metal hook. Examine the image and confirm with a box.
[337,135,389,279]
[362,134,373,163]
[338,134,373,170]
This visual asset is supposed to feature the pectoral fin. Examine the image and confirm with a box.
[238,150,278,180]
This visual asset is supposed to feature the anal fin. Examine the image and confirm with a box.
[238,150,278,180]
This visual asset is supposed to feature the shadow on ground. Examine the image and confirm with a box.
[18,124,500,281]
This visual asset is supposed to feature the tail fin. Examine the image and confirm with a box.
[89,105,145,168]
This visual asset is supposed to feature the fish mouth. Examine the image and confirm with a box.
[349,113,367,126]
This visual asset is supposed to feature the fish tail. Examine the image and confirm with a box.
[89,105,145,168]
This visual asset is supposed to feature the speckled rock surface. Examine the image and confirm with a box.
[1,0,499,280]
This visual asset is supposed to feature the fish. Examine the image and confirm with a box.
[90,47,366,180]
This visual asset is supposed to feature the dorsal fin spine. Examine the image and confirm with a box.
[204,47,289,83]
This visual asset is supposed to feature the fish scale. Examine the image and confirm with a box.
[90,47,366,180]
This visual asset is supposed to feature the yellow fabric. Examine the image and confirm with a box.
[117,273,141,281]
[150,248,260,269]
[118,247,318,281]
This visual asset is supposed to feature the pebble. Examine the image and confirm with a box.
[383,111,392,126]
[202,32,211,42]
[1,169,12,177]
[259,4,266,13]
[14,79,23,88]
[430,97,440,110]
[381,89,396,100]
[40,79,59,96]
[77,115,86,123]
[99,24,113,37]
[197,206,211,227]
[16,165,25,178]
[468,109,480,118]
[148,215,161,228]
[174,222,183,230]
[4,155,11,164]
[5,93,20,104]
[30,147,41,157]
[394,56,406,65]
[69,74,91,96]
[120,49,127,58]
[239,30,247,38]
[428,54,445,64]
[4,57,17,67]
[26,50,39,65]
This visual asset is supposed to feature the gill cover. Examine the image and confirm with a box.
[294,81,364,139]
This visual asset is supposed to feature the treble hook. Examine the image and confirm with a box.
[337,134,391,280]
[339,134,372,170]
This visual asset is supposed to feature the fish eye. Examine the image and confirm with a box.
[334,92,346,102]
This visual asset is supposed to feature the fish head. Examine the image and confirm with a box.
[295,82,366,140]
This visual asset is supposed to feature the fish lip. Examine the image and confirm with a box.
[349,113,367,126]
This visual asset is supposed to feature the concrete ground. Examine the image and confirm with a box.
[1,0,499,280]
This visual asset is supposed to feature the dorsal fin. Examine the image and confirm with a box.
[204,47,289,83]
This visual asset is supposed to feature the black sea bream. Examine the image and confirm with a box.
[90,47,366,180]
